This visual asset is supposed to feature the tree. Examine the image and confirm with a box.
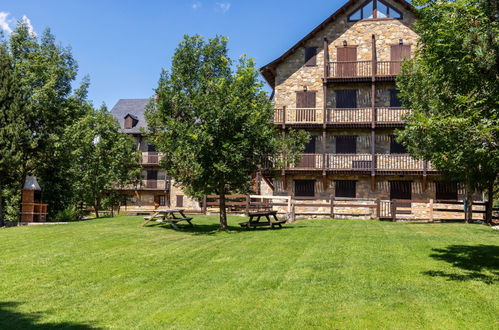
[146,35,307,229]
[0,42,28,226]
[396,0,498,223]
[66,105,140,218]
[0,21,90,222]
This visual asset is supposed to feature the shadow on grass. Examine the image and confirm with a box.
[0,302,100,329]
[145,222,302,236]
[423,245,499,284]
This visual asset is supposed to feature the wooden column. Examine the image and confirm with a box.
[323,37,330,78]
[370,34,377,191]
[323,37,329,192]
[423,160,428,191]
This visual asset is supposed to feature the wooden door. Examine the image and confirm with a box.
[337,47,357,77]
[336,90,357,108]
[296,91,317,122]
[390,45,411,74]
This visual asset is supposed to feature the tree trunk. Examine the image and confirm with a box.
[219,182,228,230]
[485,181,494,224]
[94,198,100,219]
[0,191,4,227]
[464,186,474,223]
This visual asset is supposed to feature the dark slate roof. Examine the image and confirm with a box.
[110,99,150,134]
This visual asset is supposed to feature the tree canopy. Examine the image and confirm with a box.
[146,35,307,229]
[396,0,498,222]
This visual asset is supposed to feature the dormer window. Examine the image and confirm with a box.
[348,0,402,21]
[124,114,139,129]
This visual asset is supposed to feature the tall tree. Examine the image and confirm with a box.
[66,106,140,218]
[396,0,498,223]
[146,35,307,229]
[0,21,89,222]
[0,42,28,226]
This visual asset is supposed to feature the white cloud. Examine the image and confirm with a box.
[0,12,36,35]
[0,12,13,34]
[21,15,36,36]
[216,2,231,13]
[192,1,202,9]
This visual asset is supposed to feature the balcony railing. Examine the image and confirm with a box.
[121,179,168,190]
[274,107,409,125]
[280,154,431,172]
[327,60,403,78]
[141,152,163,165]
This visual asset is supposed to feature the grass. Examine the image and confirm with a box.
[0,216,498,329]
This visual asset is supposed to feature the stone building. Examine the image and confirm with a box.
[259,0,464,205]
[110,99,201,213]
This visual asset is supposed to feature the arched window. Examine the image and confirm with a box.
[348,0,402,21]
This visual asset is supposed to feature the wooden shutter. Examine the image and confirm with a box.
[296,91,317,122]
[304,136,316,153]
[337,47,357,77]
[125,117,133,129]
[389,89,402,107]
[147,170,158,180]
[335,180,356,198]
[436,182,458,201]
[390,181,412,200]
[390,136,407,154]
[176,195,184,207]
[336,136,357,154]
[295,180,315,197]
[336,90,357,108]
[304,47,318,66]
[390,45,411,74]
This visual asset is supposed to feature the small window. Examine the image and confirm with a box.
[147,170,158,180]
[295,180,315,197]
[336,90,357,108]
[390,136,407,154]
[390,181,412,200]
[335,180,356,198]
[436,182,458,201]
[390,89,402,107]
[304,47,318,66]
[176,195,184,207]
[348,0,402,21]
[336,136,357,154]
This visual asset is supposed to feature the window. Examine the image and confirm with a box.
[147,143,157,152]
[336,136,357,154]
[146,170,158,180]
[390,181,412,200]
[304,136,316,153]
[176,195,184,207]
[154,195,167,206]
[304,47,318,66]
[335,180,356,198]
[295,180,315,197]
[296,91,316,108]
[336,90,357,108]
[436,182,458,201]
[390,136,407,154]
[389,89,402,107]
[348,0,402,21]
[124,114,138,129]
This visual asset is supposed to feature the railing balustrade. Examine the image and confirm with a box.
[327,108,372,124]
[376,154,425,171]
[327,60,404,78]
[376,107,410,123]
[285,108,323,124]
[141,152,163,165]
[327,154,373,170]
[289,154,323,169]
[377,60,403,76]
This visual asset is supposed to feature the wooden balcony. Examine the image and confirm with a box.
[280,154,433,173]
[327,60,403,81]
[141,152,163,165]
[274,107,409,126]
[120,179,169,191]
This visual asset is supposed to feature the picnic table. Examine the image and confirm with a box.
[239,210,287,229]
[142,209,193,230]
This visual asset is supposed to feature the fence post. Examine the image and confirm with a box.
[429,199,434,222]
[375,198,380,220]
[202,195,207,214]
[391,200,397,222]
[330,196,335,219]
[245,195,250,216]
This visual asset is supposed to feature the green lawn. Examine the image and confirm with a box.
[0,216,498,329]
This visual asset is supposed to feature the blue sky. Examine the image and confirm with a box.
[1,0,346,108]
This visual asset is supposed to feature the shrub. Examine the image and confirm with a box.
[52,206,81,222]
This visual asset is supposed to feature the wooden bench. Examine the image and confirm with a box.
[239,210,286,229]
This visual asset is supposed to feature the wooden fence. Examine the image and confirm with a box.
[203,195,493,222]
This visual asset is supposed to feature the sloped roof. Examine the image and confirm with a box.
[259,0,417,88]
[110,99,150,134]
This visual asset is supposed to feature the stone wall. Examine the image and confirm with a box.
[170,181,201,211]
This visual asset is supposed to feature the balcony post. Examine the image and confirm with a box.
[370,34,377,191]
[323,37,330,78]
[282,105,286,129]
[423,160,428,191]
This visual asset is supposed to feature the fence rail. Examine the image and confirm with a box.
[274,107,410,125]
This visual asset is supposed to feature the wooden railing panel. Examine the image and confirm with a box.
[376,154,425,171]
[327,108,371,124]
[326,154,373,170]
[329,61,372,78]
[377,61,403,76]
[285,108,323,124]
[376,107,410,123]
[290,154,323,169]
